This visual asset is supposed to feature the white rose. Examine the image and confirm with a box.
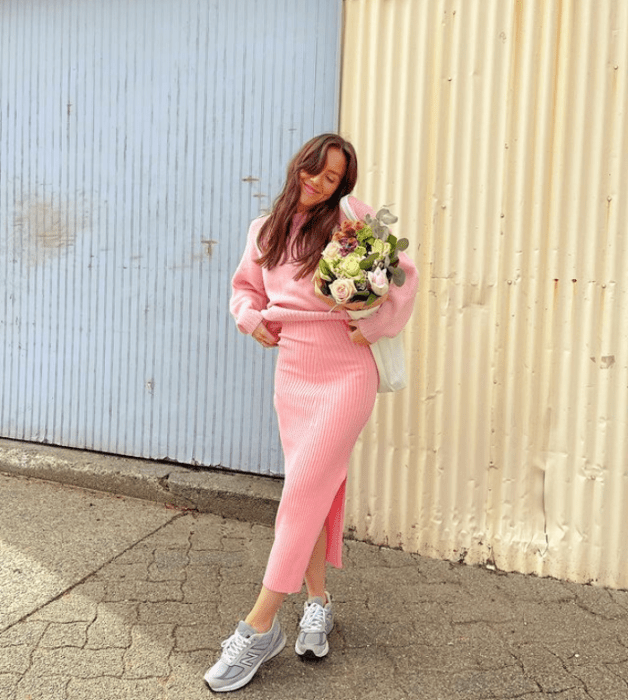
[368,268,390,296]
[329,278,357,305]
[322,241,342,260]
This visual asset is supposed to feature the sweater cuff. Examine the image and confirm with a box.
[357,315,385,345]
[236,309,264,335]
[356,307,399,344]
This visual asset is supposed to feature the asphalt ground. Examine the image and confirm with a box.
[2,443,628,699]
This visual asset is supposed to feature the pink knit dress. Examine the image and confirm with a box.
[230,197,418,594]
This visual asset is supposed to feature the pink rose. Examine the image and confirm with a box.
[368,268,389,296]
[329,278,357,305]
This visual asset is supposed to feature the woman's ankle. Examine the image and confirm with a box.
[244,614,273,634]
[244,585,286,634]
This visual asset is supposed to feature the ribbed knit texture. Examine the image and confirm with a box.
[264,319,378,592]
[230,197,419,594]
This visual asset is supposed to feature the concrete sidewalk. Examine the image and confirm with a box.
[2,449,628,699]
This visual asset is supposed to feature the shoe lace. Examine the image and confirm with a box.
[300,602,326,632]
[220,630,250,664]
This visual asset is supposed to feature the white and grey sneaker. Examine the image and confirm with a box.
[204,618,286,692]
[294,593,333,658]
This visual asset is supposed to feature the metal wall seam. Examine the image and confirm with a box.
[341,0,628,587]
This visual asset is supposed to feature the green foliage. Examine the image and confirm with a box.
[376,207,398,225]
[359,252,380,270]
[392,266,406,286]
[319,259,332,278]
[396,237,409,251]
[357,225,373,243]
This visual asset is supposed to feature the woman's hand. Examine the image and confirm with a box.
[348,324,371,346]
[252,321,279,348]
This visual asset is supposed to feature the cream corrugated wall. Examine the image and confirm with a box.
[341,0,628,588]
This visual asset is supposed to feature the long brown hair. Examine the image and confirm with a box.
[256,133,358,279]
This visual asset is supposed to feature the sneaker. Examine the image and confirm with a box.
[294,593,333,658]
[204,618,286,692]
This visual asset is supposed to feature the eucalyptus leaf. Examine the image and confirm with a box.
[360,252,380,270]
[372,222,389,241]
[392,266,406,286]
[376,208,398,225]
[396,237,409,251]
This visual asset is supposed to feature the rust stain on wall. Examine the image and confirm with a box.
[12,195,87,265]
[201,239,218,258]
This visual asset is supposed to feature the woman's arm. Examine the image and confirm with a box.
[356,250,418,343]
[230,218,270,335]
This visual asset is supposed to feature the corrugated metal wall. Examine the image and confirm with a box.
[341,0,628,587]
[0,0,341,474]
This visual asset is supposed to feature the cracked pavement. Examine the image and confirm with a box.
[2,473,628,699]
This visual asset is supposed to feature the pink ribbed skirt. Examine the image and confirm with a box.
[262,318,378,594]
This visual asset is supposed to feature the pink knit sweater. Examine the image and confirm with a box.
[230,197,419,343]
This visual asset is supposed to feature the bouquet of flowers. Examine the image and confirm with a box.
[313,206,409,310]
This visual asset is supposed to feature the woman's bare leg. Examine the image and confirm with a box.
[303,525,327,600]
[245,525,328,632]
[245,586,286,633]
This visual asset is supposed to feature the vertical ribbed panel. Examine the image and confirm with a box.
[0,0,341,474]
[341,0,628,587]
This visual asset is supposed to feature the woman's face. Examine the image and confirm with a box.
[297,146,347,212]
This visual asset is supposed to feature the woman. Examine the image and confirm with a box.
[204,134,418,692]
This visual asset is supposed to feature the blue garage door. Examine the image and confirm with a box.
[0,0,341,474]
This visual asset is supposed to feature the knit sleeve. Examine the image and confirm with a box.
[356,250,419,343]
[229,218,269,335]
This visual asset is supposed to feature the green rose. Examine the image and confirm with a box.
[338,254,363,279]
[371,239,386,255]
